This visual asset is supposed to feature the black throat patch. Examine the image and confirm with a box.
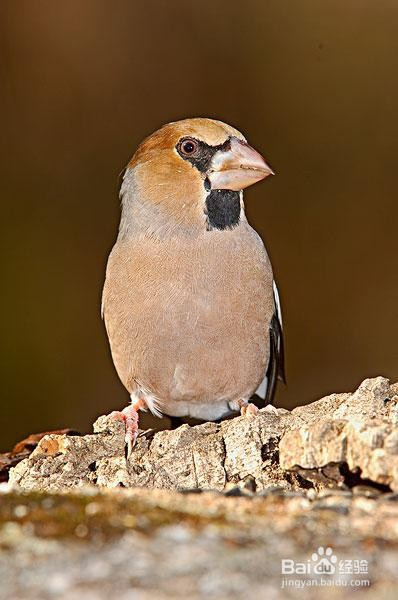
[205,189,241,231]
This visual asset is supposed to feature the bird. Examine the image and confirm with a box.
[102,118,285,457]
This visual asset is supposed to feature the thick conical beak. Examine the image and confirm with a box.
[207,137,274,191]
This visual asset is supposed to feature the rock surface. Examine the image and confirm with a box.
[9,377,398,494]
[3,377,398,599]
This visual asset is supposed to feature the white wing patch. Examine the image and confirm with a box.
[273,280,283,327]
[255,374,268,400]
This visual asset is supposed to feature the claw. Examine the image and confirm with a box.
[125,436,134,461]
[109,402,142,461]
[125,425,139,460]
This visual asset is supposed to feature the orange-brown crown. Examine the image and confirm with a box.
[129,118,246,168]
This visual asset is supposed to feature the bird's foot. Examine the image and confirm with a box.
[239,402,259,417]
[109,398,146,459]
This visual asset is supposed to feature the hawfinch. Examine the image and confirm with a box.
[102,118,285,456]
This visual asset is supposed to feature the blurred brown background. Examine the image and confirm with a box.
[1,0,397,450]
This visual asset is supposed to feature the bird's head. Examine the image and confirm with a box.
[119,118,273,237]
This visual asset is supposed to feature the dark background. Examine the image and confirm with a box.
[1,1,397,450]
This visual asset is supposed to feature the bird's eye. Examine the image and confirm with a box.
[179,138,198,156]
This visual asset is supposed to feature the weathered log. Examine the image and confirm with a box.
[10,376,398,493]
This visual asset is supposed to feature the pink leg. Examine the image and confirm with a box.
[110,398,146,459]
[239,401,259,417]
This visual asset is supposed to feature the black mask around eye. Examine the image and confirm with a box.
[176,137,231,174]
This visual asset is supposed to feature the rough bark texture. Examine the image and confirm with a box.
[3,377,398,599]
[9,376,398,493]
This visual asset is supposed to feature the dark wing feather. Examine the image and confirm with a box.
[264,309,286,406]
